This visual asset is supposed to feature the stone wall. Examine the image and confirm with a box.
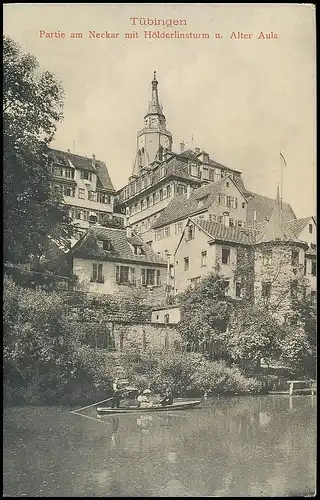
[112,323,182,351]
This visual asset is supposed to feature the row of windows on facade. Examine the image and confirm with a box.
[90,263,161,286]
[262,248,316,276]
[70,208,110,223]
[123,159,240,200]
[180,247,231,271]
[189,275,243,298]
[54,184,111,204]
[53,166,96,182]
[127,183,188,216]
[154,215,245,241]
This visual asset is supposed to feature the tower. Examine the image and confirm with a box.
[133,72,172,175]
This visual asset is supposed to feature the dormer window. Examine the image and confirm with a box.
[186,224,195,241]
[80,170,92,181]
[133,244,144,256]
[203,153,209,163]
[189,163,199,177]
[160,166,166,178]
[198,195,208,208]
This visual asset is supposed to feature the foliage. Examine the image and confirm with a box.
[191,360,261,395]
[177,272,233,346]
[118,345,262,397]
[3,276,115,404]
[3,35,74,263]
[277,324,314,375]
[223,304,282,369]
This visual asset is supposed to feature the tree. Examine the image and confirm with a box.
[223,304,282,370]
[3,35,74,263]
[177,272,233,348]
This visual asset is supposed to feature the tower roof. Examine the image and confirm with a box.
[255,186,304,245]
[145,71,165,118]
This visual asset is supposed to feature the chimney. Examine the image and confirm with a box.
[186,185,192,199]
[92,153,96,168]
[195,147,200,154]
[67,148,70,153]
[223,211,230,228]
[180,141,185,153]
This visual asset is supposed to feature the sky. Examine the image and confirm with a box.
[4,3,316,218]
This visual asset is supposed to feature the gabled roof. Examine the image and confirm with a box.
[246,191,296,225]
[255,187,305,245]
[49,148,115,192]
[289,216,314,237]
[69,226,166,266]
[153,177,229,228]
[197,219,255,244]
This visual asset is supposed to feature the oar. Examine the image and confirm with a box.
[70,387,131,414]
[70,396,114,414]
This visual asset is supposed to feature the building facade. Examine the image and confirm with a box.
[173,188,316,319]
[69,225,167,295]
[48,148,118,240]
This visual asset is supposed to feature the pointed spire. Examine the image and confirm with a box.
[256,186,302,244]
[145,71,165,117]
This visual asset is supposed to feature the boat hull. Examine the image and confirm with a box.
[96,400,201,414]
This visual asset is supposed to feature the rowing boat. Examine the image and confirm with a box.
[96,400,201,414]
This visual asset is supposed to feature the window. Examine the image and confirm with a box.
[218,215,223,224]
[261,282,271,298]
[88,191,97,202]
[309,224,313,234]
[165,226,170,238]
[189,163,199,177]
[91,263,104,283]
[103,240,112,251]
[237,220,244,228]
[97,192,111,204]
[146,196,150,208]
[164,314,170,324]
[209,169,215,181]
[215,171,221,182]
[115,265,136,285]
[78,188,85,199]
[209,214,216,223]
[175,222,183,235]
[184,257,189,271]
[80,170,92,181]
[159,189,163,202]
[186,225,195,241]
[202,168,208,180]
[221,247,230,265]
[218,193,226,205]
[242,202,246,209]
[263,249,272,265]
[167,185,171,197]
[160,166,166,178]
[63,186,75,197]
[311,260,316,276]
[236,282,242,298]
[201,251,207,267]
[222,280,230,295]
[65,168,74,179]
[141,268,161,286]
[54,166,64,177]
[229,218,234,227]
[291,250,299,267]
[226,181,230,187]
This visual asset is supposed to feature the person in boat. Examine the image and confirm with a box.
[111,378,121,409]
[160,387,173,407]
[137,388,153,408]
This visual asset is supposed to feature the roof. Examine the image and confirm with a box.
[153,177,228,228]
[70,226,166,266]
[246,191,296,225]
[49,148,115,192]
[288,217,313,237]
[197,219,255,245]
[255,187,305,245]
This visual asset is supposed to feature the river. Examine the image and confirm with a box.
[3,395,316,497]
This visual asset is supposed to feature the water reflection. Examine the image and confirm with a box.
[3,396,316,497]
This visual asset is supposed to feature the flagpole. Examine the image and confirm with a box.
[279,151,287,210]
